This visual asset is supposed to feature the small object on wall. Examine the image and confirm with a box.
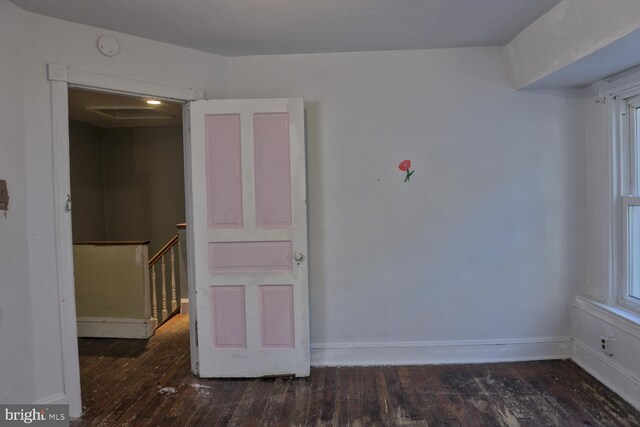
[97,35,121,57]
[0,180,8,211]
[600,336,615,356]
[398,160,414,182]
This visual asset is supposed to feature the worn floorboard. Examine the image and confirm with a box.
[71,315,640,426]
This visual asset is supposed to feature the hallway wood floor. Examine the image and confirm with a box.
[71,315,640,426]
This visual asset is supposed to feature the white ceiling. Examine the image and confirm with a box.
[10,0,561,57]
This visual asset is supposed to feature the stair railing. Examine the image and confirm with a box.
[148,233,179,326]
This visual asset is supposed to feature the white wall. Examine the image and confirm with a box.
[228,48,586,361]
[2,0,228,403]
[0,0,36,404]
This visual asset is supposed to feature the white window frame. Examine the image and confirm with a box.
[616,89,640,313]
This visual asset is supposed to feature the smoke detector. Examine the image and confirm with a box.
[97,35,120,57]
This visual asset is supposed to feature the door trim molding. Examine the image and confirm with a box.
[48,63,202,418]
[47,63,205,100]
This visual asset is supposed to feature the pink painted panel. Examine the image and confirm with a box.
[205,114,243,229]
[259,285,295,349]
[254,113,292,229]
[209,241,292,274]
[210,286,246,349]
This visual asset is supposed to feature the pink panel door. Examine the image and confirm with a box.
[188,98,309,378]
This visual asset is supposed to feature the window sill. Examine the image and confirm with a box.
[574,295,640,339]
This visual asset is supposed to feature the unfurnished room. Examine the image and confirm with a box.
[1,0,640,425]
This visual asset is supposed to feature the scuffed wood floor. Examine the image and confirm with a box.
[71,314,640,426]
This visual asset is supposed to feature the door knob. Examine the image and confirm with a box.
[294,252,305,262]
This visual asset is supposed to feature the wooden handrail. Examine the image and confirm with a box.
[74,240,150,246]
[148,234,179,267]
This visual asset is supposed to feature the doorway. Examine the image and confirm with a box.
[68,88,186,338]
[47,63,202,417]
[67,87,192,414]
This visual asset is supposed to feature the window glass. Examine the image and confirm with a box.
[631,104,640,301]
[628,204,640,300]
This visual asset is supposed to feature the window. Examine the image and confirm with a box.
[621,94,640,309]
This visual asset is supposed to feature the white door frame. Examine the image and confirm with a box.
[47,63,204,417]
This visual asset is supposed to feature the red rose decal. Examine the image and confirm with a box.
[398,160,414,182]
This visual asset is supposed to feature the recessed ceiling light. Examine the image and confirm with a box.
[146,99,161,105]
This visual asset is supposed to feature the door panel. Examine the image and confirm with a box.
[211,286,246,349]
[208,241,293,273]
[254,112,292,228]
[187,98,309,378]
[205,114,243,229]
[259,285,295,349]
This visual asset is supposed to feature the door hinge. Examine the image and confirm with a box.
[65,194,72,213]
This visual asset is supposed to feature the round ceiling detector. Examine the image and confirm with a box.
[97,35,120,57]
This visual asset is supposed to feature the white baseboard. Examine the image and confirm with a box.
[573,339,640,410]
[34,393,67,405]
[180,298,189,315]
[310,337,571,367]
[77,316,156,339]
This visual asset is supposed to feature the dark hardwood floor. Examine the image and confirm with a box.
[72,314,640,426]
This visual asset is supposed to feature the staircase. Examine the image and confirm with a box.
[148,233,180,326]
